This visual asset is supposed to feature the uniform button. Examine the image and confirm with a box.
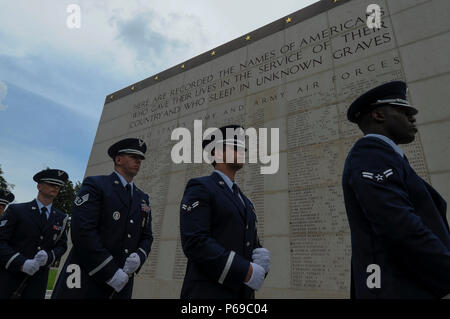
[37,246,41,250]
[246,242,250,247]
[130,220,134,224]
[127,234,131,238]
[124,249,129,254]
[40,236,44,240]
[246,225,249,230]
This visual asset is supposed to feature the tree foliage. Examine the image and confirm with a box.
[0,164,14,191]
[53,179,81,216]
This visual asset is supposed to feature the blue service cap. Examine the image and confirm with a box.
[108,138,147,160]
[0,189,15,206]
[202,124,247,154]
[347,81,418,123]
[33,169,69,187]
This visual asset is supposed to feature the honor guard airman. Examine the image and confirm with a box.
[0,169,69,299]
[52,138,153,299]
[342,81,450,298]
[179,125,270,299]
[0,189,15,216]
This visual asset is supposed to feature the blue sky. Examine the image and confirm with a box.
[0,0,316,202]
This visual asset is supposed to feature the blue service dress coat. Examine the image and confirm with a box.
[179,171,263,299]
[0,200,69,299]
[51,173,153,299]
[342,136,450,298]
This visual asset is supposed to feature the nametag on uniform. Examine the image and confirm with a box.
[0,220,7,227]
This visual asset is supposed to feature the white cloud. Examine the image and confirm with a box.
[0,0,317,75]
[0,81,7,111]
[0,0,317,119]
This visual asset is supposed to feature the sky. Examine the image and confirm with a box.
[0,0,317,203]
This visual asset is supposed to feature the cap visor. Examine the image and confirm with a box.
[391,104,418,115]
[40,179,65,186]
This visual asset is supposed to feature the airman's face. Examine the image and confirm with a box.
[37,182,61,200]
[384,106,418,144]
[215,145,245,170]
[115,153,143,177]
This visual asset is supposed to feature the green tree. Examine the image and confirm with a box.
[53,179,81,216]
[0,164,14,191]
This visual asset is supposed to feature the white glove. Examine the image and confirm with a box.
[22,259,40,276]
[244,262,265,291]
[34,250,48,267]
[252,248,270,273]
[107,269,129,292]
[123,253,141,274]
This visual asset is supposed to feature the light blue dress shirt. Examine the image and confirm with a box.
[114,171,134,195]
[214,169,245,206]
[35,198,52,219]
[364,134,404,158]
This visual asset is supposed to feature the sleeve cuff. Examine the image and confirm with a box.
[6,253,27,273]
[137,247,148,264]
[88,256,119,283]
[45,250,56,267]
[220,251,250,288]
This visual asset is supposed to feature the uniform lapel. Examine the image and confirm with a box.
[43,209,57,233]
[241,195,254,225]
[210,172,246,221]
[129,186,141,220]
[110,173,131,209]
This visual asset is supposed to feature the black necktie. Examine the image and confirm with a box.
[41,207,48,226]
[125,184,132,206]
[232,183,246,210]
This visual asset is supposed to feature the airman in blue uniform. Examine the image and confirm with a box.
[0,169,69,299]
[180,125,270,299]
[342,81,450,298]
[51,138,153,299]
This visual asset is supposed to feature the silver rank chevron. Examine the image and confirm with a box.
[361,169,393,182]
[74,193,90,206]
[182,201,199,212]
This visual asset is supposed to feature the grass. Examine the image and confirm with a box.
[47,268,58,290]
